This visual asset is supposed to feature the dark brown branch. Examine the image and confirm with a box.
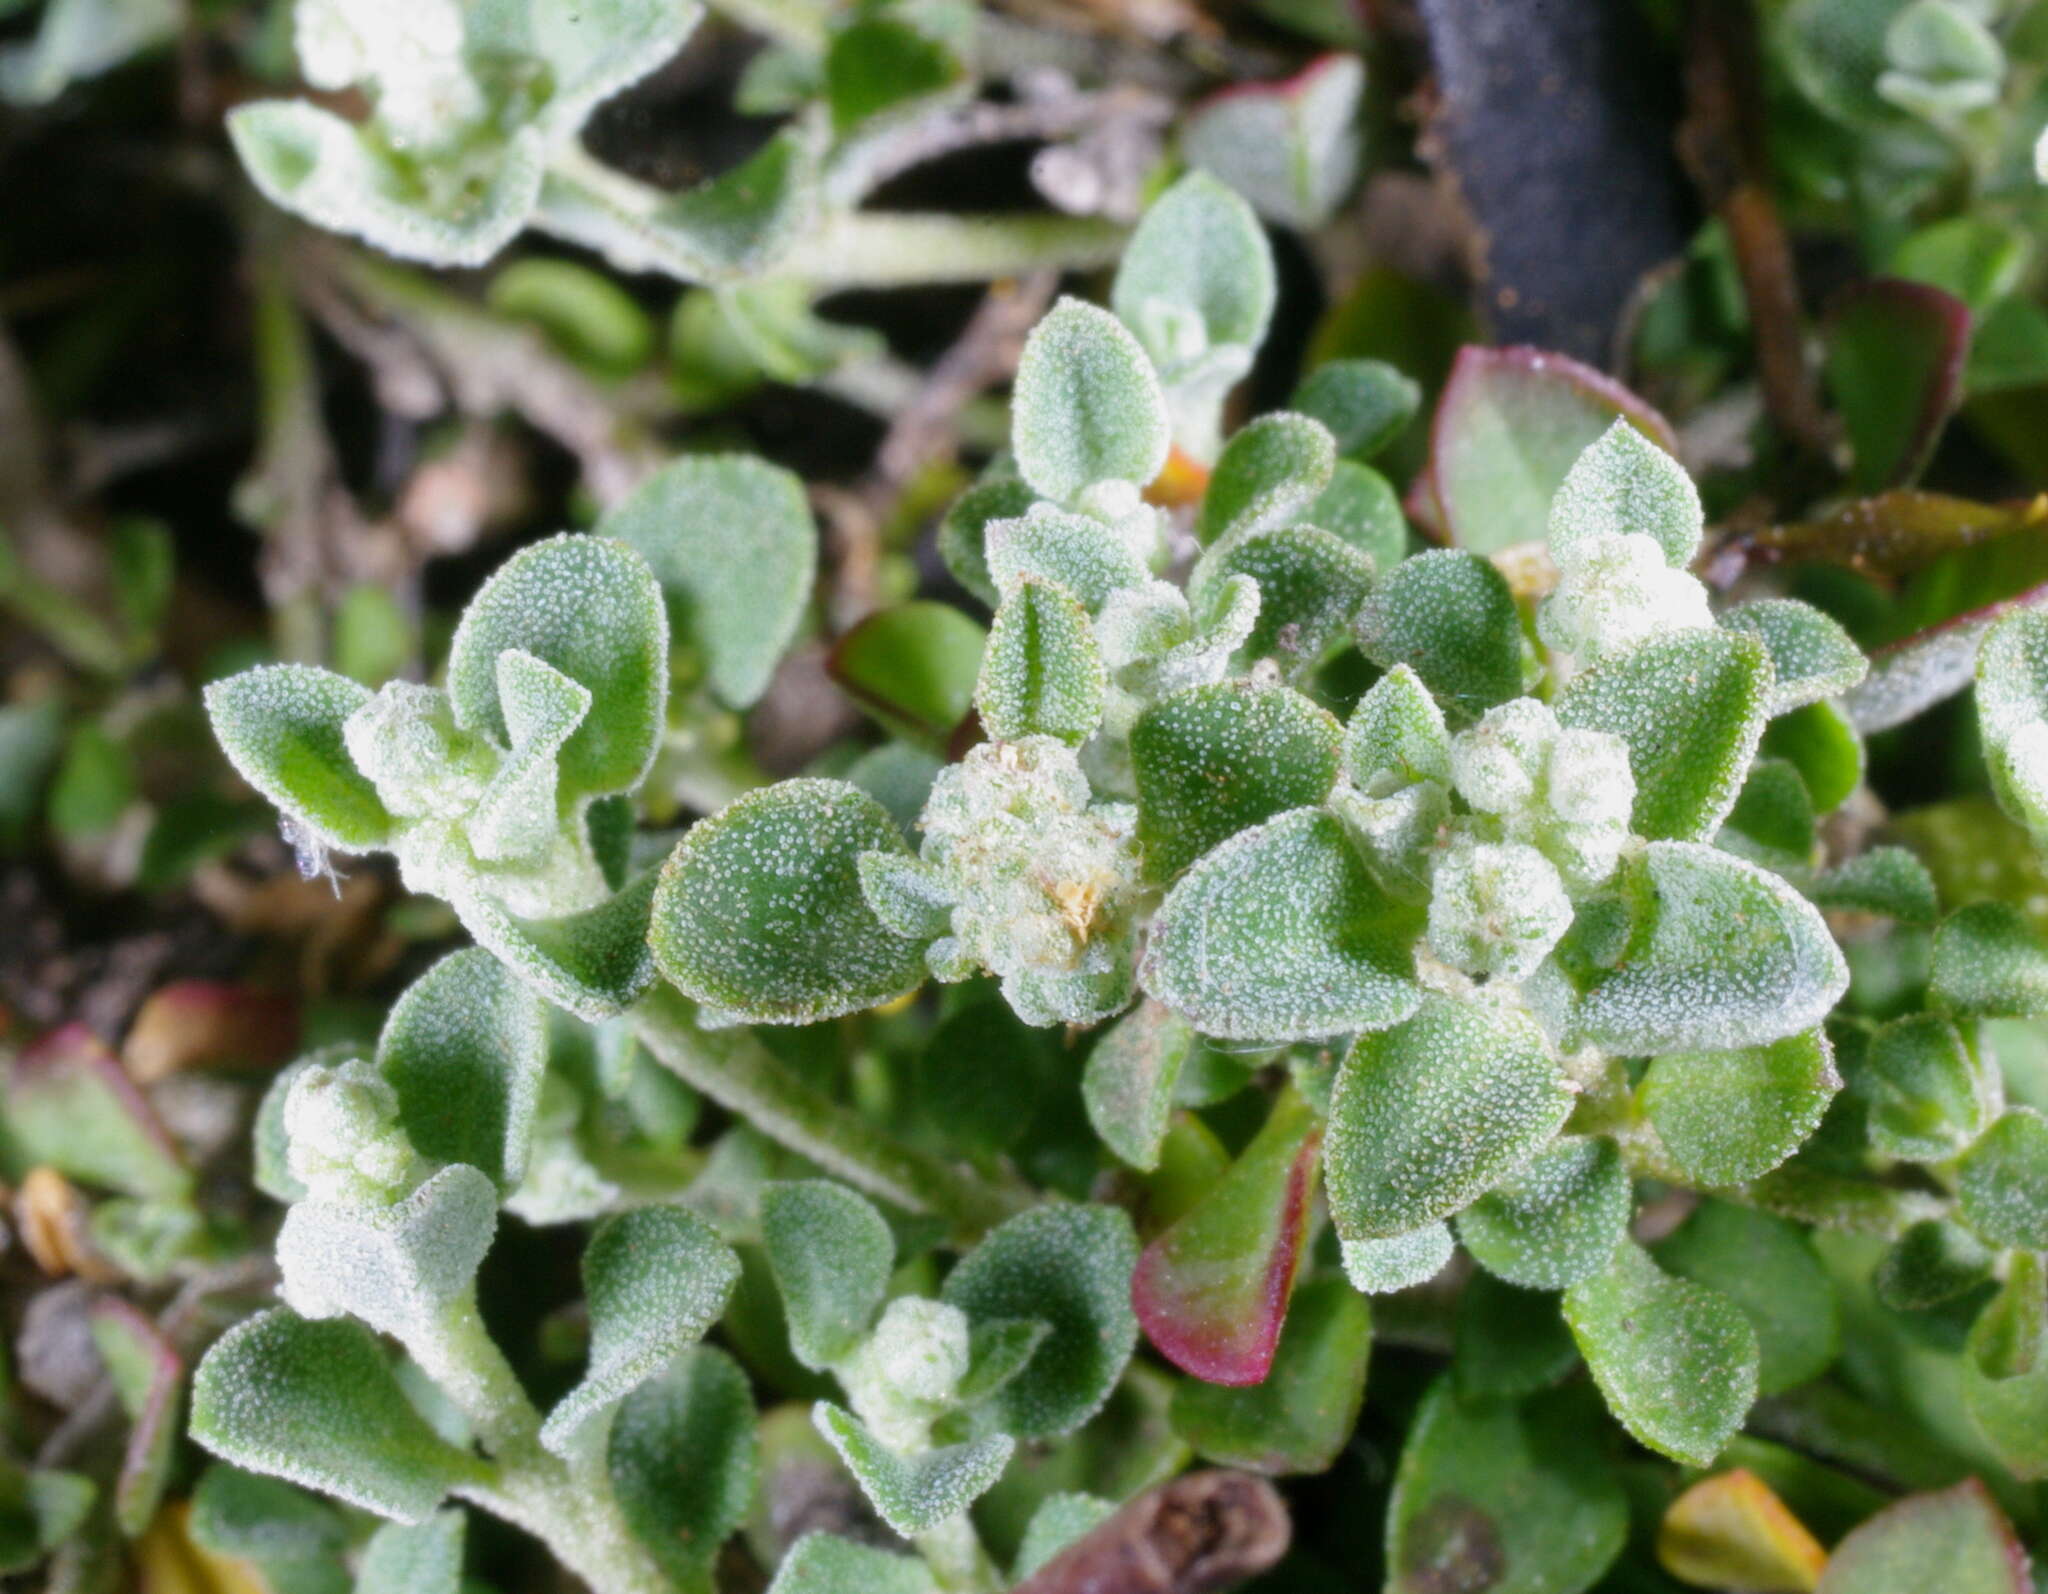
[1010,1470,1292,1594]
[1677,0,1835,459]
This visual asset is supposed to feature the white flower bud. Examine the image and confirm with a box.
[343,682,493,821]
[869,1297,972,1405]
[1450,698,1558,816]
[1426,838,1573,982]
[1545,728,1636,829]
[1539,531,1714,665]
[283,1058,421,1207]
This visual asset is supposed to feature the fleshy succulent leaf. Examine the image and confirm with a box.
[1011,298,1170,504]
[761,1178,895,1371]
[204,665,391,850]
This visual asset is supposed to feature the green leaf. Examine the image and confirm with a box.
[1762,699,1866,813]
[814,1403,1013,1535]
[1011,298,1170,503]
[228,102,545,269]
[1553,628,1770,841]
[1963,1249,2048,1479]
[761,1179,894,1371]
[638,127,814,279]
[1139,807,1423,1043]
[1306,459,1408,567]
[489,257,654,377]
[1196,413,1337,545]
[1456,1137,1630,1291]
[0,1464,94,1576]
[1933,901,2048,1017]
[1654,1202,1839,1397]
[1355,548,1524,723]
[189,1464,348,1566]
[1181,54,1364,230]
[5,1023,189,1199]
[1130,680,1342,881]
[941,1204,1139,1439]
[1081,1000,1195,1172]
[1290,358,1419,462]
[457,868,660,1022]
[976,579,1105,745]
[1340,1224,1454,1294]
[1721,758,1818,870]
[1194,524,1374,673]
[1977,607,2048,846]
[1957,1108,2048,1251]
[191,1309,484,1523]
[601,453,816,709]
[827,602,986,747]
[1564,1242,1759,1467]
[1567,842,1849,1054]
[1325,993,1573,1240]
[651,779,927,1024]
[447,535,668,801]
[1722,599,1868,716]
[355,1512,463,1594]
[542,1206,741,1454]
[1169,1275,1370,1475]
[1862,1012,1991,1161]
[1813,1480,2029,1594]
[1344,664,1450,792]
[1113,169,1275,372]
[1825,278,1970,491]
[1639,1028,1840,1186]
[825,15,961,133]
[1876,1218,1995,1312]
[1452,1275,1579,1400]
[985,510,1149,611]
[1415,345,1677,554]
[1811,846,1939,924]
[205,665,392,850]
[88,1298,180,1538]
[376,949,546,1192]
[1012,1494,1116,1580]
[1547,418,1702,568]
[939,478,1039,609]
[768,1533,939,1594]
[1385,1381,1628,1594]
[609,1346,757,1585]
[1131,1088,1321,1385]
[275,1166,498,1340]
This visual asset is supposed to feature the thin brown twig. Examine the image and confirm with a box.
[1010,1470,1292,1594]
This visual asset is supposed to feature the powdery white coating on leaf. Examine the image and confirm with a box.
[1195,523,1374,673]
[1111,169,1275,371]
[190,1309,482,1523]
[276,1165,498,1340]
[1446,699,1634,893]
[342,682,493,823]
[761,1179,895,1372]
[1456,1137,1630,1290]
[984,509,1149,611]
[607,1347,758,1588]
[1562,1241,1759,1468]
[976,579,1107,746]
[1722,599,1869,716]
[1140,806,1423,1043]
[205,664,391,849]
[1810,845,1939,925]
[1013,1493,1119,1580]
[1130,679,1342,882]
[1555,628,1771,843]
[1011,298,1170,503]
[1181,55,1365,231]
[445,533,669,803]
[1958,1107,2048,1250]
[1638,1028,1840,1186]
[939,1203,1138,1439]
[1340,1223,1453,1294]
[1933,901,2048,1018]
[768,1532,940,1594]
[1814,1479,2031,1594]
[541,1205,741,1455]
[1863,1012,1988,1162]
[1978,608,2048,843]
[855,851,953,939]
[600,452,817,709]
[1547,418,1703,568]
[867,1297,972,1404]
[1324,992,1574,1240]
[652,778,926,1023]
[1847,602,2020,733]
[1196,412,1338,545]
[467,649,590,865]
[1355,548,1525,722]
[1654,1200,1839,1399]
[1081,999,1195,1171]
[456,867,661,1022]
[376,948,548,1192]
[281,1057,421,1207]
[1573,842,1848,1054]
[1426,837,1573,982]
[1346,664,1450,794]
[814,1401,1014,1534]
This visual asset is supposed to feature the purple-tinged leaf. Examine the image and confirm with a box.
[1408,345,1678,553]
[88,1298,181,1538]
[1132,1088,1321,1386]
[7,1023,189,1200]
[1825,279,1971,492]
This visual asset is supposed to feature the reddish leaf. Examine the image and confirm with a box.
[8,1024,189,1199]
[1131,1088,1320,1386]
[122,981,299,1083]
[1409,345,1678,553]
[88,1297,183,1538]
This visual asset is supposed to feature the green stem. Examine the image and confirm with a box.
[459,1463,678,1594]
[405,1295,543,1458]
[629,984,1025,1237]
[915,1514,1003,1592]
